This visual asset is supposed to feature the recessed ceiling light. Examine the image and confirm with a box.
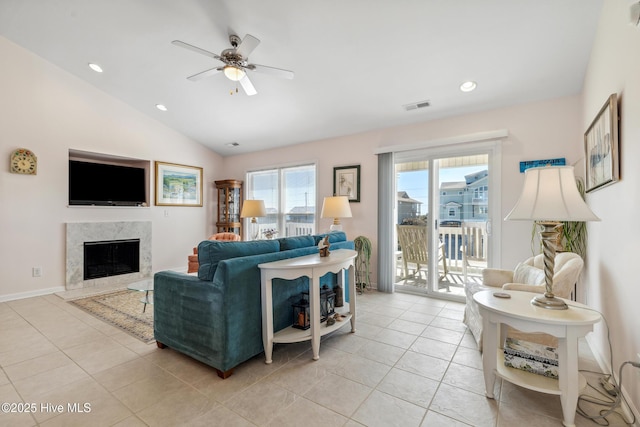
[88,63,103,73]
[156,104,168,111]
[460,81,477,92]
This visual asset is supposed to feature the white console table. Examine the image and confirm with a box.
[474,290,601,427]
[258,248,357,363]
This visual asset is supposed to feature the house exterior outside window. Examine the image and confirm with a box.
[439,170,489,223]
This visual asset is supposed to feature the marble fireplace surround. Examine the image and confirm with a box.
[66,221,152,290]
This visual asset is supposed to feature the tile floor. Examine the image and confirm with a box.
[0,289,631,426]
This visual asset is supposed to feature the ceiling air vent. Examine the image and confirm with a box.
[403,100,430,111]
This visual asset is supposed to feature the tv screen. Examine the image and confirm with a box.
[69,160,146,206]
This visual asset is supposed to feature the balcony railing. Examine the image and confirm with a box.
[440,221,488,274]
[255,222,314,238]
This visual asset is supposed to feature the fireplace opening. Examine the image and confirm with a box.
[84,239,140,280]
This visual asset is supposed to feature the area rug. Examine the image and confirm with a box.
[69,290,154,343]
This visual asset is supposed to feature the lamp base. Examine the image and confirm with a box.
[531,294,568,310]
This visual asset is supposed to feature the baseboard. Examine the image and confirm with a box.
[0,286,66,303]
[585,334,640,426]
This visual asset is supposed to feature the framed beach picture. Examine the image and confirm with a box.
[333,165,360,202]
[584,94,619,193]
[155,161,203,206]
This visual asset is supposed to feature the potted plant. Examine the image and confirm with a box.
[354,236,372,293]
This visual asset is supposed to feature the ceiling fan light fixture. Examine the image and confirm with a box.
[223,65,245,81]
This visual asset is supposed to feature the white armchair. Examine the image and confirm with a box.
[463,252,584,350]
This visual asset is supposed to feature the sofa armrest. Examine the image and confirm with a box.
[482,268,514,287]
[501,283,545,293]
[153,271,224,347]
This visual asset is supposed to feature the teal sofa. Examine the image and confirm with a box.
[153,232,354,378]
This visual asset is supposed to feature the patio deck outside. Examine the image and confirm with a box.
[395,224,487,297]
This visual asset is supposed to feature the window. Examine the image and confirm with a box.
[474,186,488,200]
[246,164,316,239]
[475,206,488,215]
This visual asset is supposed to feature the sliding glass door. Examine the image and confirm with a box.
[394,147,497,301]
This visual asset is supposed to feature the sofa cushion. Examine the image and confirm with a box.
[197,240,280,281]
[512,262,545,285]
[278,235,315,251]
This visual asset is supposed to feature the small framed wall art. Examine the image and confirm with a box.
[333,165,360,202]
[155,161,203,206]
[584,93,619,193]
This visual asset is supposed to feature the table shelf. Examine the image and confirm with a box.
[495,350,586,395]
[495,350,561,395]
[273,305,352,344]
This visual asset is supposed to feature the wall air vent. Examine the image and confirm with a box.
[403,100,430,111]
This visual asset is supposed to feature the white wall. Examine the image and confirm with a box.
[223,94,585,287]
[0,36,224,301]
[582,0,640,415]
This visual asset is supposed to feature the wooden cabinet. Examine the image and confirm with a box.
[215,180,243,235]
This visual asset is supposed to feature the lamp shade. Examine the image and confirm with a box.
[320,196,352,220]
[240,200,266,218]
[505,166,600,222]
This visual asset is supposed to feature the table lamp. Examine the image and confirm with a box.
[320,196,352,232]
[504,165,599,309]
[240,199,266,240]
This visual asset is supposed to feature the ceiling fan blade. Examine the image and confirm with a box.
[172,40,222,61]
[235,34,260,58]
[239,75,257,96]
[248,64,294,80]
[187,67,222,81]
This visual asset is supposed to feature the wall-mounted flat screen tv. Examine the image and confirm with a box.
[69,160,146,206]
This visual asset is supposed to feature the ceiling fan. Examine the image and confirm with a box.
[172,34,294,96]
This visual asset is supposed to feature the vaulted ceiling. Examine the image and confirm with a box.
[0,0,603,156]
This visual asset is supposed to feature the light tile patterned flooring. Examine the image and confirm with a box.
[0,289,629,426]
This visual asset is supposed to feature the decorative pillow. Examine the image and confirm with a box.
[278,235,315,251]
[512,262,545,285]
[197,240,280,281]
